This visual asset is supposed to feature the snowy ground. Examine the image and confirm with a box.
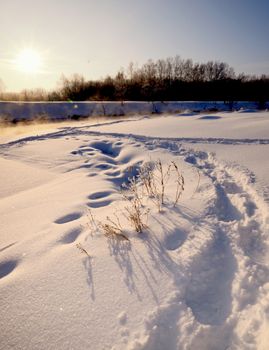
[0,111,269,349]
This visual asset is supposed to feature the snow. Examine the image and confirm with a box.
[0,110,269,349]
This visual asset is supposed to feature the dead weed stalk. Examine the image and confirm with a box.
[171,161,185,206]
[124,198,149,234]
[76,243,91,257]
[122,175,149,233]
[101,214,129,241]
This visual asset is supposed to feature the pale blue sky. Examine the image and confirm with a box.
[0,0,268,91]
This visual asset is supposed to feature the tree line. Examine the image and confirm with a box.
[1,56,269,104]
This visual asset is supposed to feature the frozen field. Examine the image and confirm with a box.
[0,110,269,349]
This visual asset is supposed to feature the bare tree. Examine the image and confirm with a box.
[58,74,85,100]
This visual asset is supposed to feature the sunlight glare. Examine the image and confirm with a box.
[15,48,42,74]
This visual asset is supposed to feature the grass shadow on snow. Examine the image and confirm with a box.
[83,256,95,301]
[106,229,181,303]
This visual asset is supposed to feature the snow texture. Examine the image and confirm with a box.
[0,110,269,349]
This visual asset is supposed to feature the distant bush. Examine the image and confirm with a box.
[1,56,269,103]
[0,88,48,101]
[50,57,269,103]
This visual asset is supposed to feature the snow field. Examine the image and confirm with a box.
[0,111,269,349]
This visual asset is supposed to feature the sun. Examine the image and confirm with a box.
[15,48,42,74]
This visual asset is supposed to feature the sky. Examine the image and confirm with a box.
[0,0,269,92]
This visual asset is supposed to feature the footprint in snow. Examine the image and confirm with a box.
[54,212,82,224]
[0,260,18,280]
[87,190,115,208]
[105,161,142,188]
[87,172,98,177]
[104,169,121,177]
[87,140,122,158]
[164,229,187,251]
[59,227,83,244]
[94,163,114,170]
[185,232,236,326]
[87,200,113,209]
[88,190,114,200]
[213,184,242,222]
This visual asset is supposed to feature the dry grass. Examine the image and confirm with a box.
[139,159,184,211]
[121,176,143,207]
[87,208,129,241]
[100,215,129,241]
[171,161,185,206]
[155,159,172,209]
[122,176,149,233]
[76,243,91,257]
[139,162,156,197]
[87,159,185,239]
[124,198,149,234]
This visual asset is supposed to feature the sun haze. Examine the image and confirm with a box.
[15,48,42,74]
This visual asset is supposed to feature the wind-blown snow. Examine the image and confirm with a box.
[0,110,269,350]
